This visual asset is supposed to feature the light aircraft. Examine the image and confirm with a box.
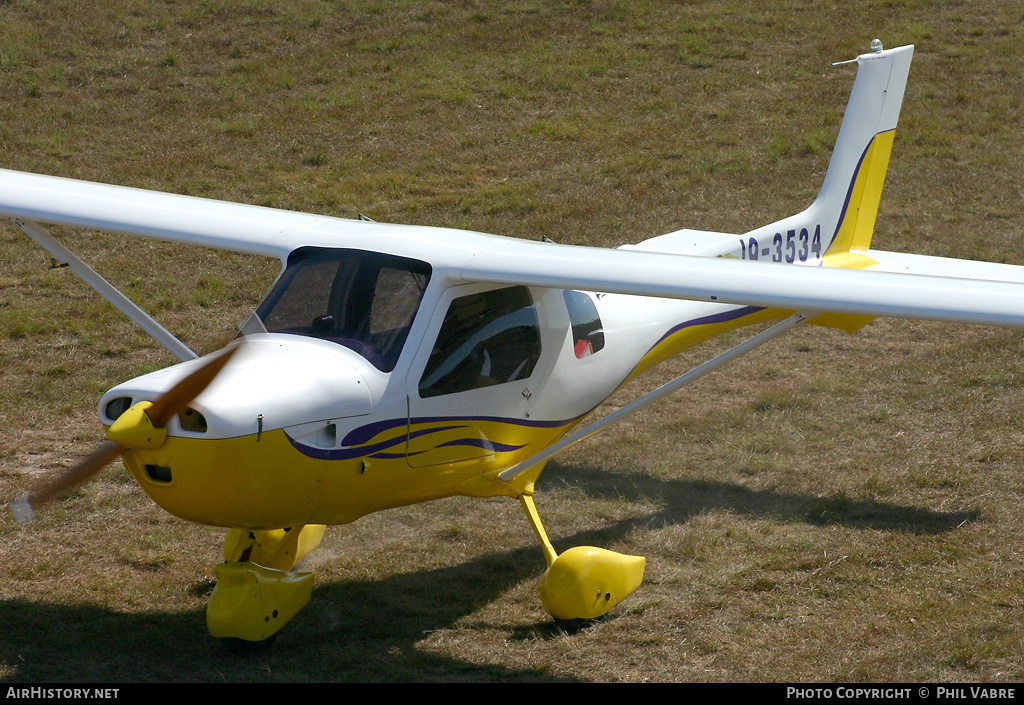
[5,41,1024,644]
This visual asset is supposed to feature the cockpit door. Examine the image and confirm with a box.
[405,283,543,468]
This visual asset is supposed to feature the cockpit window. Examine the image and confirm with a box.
[419,286,541,398]
[563,290,604,358]
[254,247,431,372]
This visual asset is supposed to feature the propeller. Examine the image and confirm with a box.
[9,343,242,524]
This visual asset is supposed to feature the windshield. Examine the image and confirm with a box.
[252,247,431,372]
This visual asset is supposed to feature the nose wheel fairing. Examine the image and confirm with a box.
[206,524,326,642]
[207,562,315,642]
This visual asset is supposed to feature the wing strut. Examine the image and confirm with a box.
[499,312,810,483]
[13,218,198,362]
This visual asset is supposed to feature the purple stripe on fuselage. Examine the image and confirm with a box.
[289,414,576,462]
[649,305,764,353]
[436,438,529,453]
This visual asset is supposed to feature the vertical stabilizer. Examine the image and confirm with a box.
[743,43,914,270]
[818,43,913,266]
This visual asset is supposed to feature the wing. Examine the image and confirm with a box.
[4,166,1024,334]
[0,168,337,260]
[459,237,1024,329]
[3,43,1023,335]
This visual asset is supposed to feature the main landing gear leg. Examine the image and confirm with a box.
[206,524,326,643]
[518,494,645,620]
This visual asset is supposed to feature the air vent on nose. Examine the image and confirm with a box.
[178,407,208,433]
[104,396,133,422]
[145,464,172,483]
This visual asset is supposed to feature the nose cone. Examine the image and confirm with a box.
[99,337,373,438]
[98,337,376,528]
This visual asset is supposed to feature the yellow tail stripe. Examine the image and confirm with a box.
[824,129,896,268]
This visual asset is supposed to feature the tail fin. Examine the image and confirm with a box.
[745,42,914,270]
[817,43,914,267]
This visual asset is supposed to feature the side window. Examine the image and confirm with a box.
[563,290,605,358]
[419,287,541,398]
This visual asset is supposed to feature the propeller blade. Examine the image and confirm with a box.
[11,440,123,524]
[145,343,241,428]
[9,343,243,523]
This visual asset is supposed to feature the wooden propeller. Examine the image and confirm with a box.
[9,343,241,523]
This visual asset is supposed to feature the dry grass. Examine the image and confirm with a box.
[1,0,1024,683]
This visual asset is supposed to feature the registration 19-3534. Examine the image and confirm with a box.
[738,225,823,263]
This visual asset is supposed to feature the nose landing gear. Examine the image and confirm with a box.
[207,524,326,643]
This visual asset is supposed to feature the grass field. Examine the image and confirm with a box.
[1,0,1023,683]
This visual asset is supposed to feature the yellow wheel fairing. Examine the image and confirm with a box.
[206,561,314,641]
[540,546,646,620]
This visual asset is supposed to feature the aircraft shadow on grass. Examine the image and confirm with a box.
[551,460,981,535]
[0,462,975,682]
